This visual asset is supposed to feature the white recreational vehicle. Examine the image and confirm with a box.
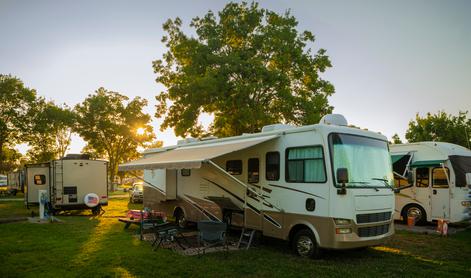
[391,142,471,224]
[119,114,396,257]
[25,154,108,215]
[7,170,25,195]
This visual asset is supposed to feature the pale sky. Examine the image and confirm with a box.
[1,0,470,154]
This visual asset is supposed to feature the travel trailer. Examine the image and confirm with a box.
[25,154,108,215]
[7,169,25,195]
[391,142,471,224]
[119,114,396,257]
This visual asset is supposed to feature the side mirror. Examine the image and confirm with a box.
[407,171,414,185]
[337,168,349,184]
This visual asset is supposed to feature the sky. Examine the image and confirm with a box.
[1,0,470,154]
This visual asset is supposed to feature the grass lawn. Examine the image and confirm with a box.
[0,198,470,277]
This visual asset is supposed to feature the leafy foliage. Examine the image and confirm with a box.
[406,111,471,148]
[75,88,155,187]
[27,100,76,162]
[0,74,36,172]
[390,133,403,144]
[153,2,335,138]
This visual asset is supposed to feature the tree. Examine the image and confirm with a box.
[0,74,37,171]
[27,100,76,162]
[405,111,471,148]
[75,88,155,189]
[153,2,335,138]
[390,133,403,144]
[0,146,22,174]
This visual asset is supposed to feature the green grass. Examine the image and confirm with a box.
[0,198,470,277]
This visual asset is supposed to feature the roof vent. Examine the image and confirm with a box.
[320,114,348,126]
[261,124,295,133]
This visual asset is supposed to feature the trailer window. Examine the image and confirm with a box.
[432,167,449,188]
[181,169,191,176]
[226,160,242,175]
[248,158,259,183]
[34,175,46,185]
[286,146,326,183]
[394,176,408,187]
[266,152,280,181]
[415,168,429,188]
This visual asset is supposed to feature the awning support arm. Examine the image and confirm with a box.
[206,160,283,212]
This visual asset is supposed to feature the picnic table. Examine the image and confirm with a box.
[118,210,166,240]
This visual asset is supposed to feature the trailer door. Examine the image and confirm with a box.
[431,167,450,219]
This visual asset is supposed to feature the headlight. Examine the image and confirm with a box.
[334,218,351,225]
[336,228,352,234]
[462,201,471,207]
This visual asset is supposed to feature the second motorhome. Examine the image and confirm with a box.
[119,114,396,257]
[391,142,471,224]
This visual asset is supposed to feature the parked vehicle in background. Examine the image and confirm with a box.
[0,175,8,194]
[120,114,396,258]
[7,170,25,195]
[24,154,109,215]
[391,142,471,224]
[129,182,144,203]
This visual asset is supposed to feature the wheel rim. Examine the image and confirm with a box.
[407,207,422,222]
[178,215,186,228]
[296,235,313,256]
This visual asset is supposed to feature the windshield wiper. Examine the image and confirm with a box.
[347,181,369,184]
[371,178,394,190]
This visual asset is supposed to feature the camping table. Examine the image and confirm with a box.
[151,224,190,251]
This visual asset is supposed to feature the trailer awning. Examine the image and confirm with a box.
[391,153,411,177]
[118,135,279,171]
[410,159,445,168]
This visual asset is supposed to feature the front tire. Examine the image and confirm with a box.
[292,229,321,259]
[403,204,427,225]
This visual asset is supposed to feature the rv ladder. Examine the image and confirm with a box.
[237,228,256,250]
[54,160,64,197]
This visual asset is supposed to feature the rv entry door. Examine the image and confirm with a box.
[431,167,450,219]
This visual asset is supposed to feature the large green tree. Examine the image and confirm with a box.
[75,88,155,189]
[406,111,471,148]
[0,74,36,171]
[27,100,76,162]
[153,2,334,138]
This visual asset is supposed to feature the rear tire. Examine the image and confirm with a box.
[402,204,427,225]
[292,229,321,259]
[92,205,101,216]
[175,210,187,229]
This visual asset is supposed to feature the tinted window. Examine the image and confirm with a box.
[286,146,326,183]
[226,160,242,175]
[415,168,429,188]
[432,167,449,188]
[248,158,259,183]
[34,175,46,185]
[266,152,280,181]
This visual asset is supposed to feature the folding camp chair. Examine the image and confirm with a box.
[197,220,228,255]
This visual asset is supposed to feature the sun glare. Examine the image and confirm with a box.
[136,128,145,135]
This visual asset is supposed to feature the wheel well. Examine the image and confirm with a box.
[288,224,313,243]
[173,207,183,217]
[401,203,426,218]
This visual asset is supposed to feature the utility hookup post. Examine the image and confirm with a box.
[39,190,48,220]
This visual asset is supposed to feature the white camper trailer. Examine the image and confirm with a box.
[25,154,108,215]
[391,142,471,224]
[7,170,25,195]
[119,114,396,257]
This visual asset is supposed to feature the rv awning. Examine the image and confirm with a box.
[391,154,407,164]
[391,153,411,176]
[410,160,445,168]
[118,135,278,171]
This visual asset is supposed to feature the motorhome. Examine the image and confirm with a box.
[391,142,471,224]
[119,114,396,257]
[25,154,108,215]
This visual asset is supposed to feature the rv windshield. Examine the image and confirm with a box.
[329,133,393,188]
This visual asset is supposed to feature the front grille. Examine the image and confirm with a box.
[356,212,391,224]
[357,224,390,237]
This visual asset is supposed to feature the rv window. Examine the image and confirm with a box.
[181,169,191,176]
[226,160,242,175]
[248,158,259,183]
[432,167,449,188]
[34,175,46,185]
[415,168,429,188]
[286,146,326,183]
[266,152,280,181]
[394,176,408,187]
